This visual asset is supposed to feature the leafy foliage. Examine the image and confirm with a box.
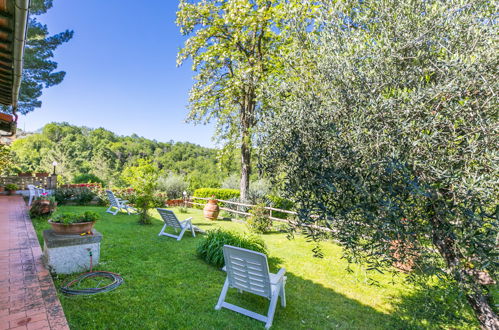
[73,173,104,185]
[0,145,12,175]
[5,183,18,191]
[196,228,267,268]
[51,211,100,224]
[193,188,240,201]
[247,203,272,234]
[176,0,317,200]
[7,0,73,114]
[157,173,188,199]
[122,160,158,224]
[54,187,97,205]
[10,122,230,189]
[261,1,498,326]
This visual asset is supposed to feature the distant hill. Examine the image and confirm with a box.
[9,122,239,189]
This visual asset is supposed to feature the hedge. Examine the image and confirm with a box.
[193,188,240,201]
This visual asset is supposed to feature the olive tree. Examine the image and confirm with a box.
[260,1,498,328]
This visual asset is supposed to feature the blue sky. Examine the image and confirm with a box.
[17,0,216,147]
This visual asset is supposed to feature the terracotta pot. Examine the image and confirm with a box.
[18,172,32,177]
[6,190,15,195]
[32,200,56,215]
[48,220,95,235]
[35,173,49,177]
[203,199,220,220]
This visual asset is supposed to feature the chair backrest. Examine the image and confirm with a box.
[27,185,36,195]
[223,245,272,299]
[106,190,119,207]
[156,208,182,229]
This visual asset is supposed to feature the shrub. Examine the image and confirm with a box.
[122,159,158,224]
[267,195,294,219]
[157,173,188,199]
[193,188,240,201]
[247,179,271,204]
[53,187,97,205]
[197,228,267,268]
[5,183,18,191]
[73,173,104,185]
[221,174,239,189]
[247,203,272,234]
[51,211,100,224]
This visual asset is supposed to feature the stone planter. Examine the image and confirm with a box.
[18,172,32,177]
[35,172,49,177]
[203,199,220,220]
[48,220,96,235]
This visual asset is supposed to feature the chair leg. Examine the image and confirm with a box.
[177,226,188,241]
[158,224,167,236]
[280,282,286,308]
[265,291,280,329]
[215,278,230,310]
[190,224,196,237]
[28,195,33,206]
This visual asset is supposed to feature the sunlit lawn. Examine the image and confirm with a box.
[31,206,478,329]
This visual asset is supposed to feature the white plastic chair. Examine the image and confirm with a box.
[215,245,286,329]
[156,208,203,241]
[27,184,36,206]
[105,190,137,215]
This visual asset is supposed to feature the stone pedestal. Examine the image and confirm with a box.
[43,229,103,274]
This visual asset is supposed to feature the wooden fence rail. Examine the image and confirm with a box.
[188,196,333,233]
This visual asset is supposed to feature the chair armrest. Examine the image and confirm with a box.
[222,266,227,272]
[121,200,129,203]
[183,217,193,222]
[272,268,286,284]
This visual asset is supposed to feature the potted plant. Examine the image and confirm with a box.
[35,172,50,177]
[48,211,100,235]
[29,193,57,217]
[203,195,220,220]
[5,183,18,195]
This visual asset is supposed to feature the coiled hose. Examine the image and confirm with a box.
[60,250,124,295]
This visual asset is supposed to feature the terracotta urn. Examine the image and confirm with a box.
[203,199,220,220]
[48,220,95,235]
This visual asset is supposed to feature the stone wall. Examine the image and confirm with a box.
[0,174,57,190]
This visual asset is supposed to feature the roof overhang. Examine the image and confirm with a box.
[0,0,29,108]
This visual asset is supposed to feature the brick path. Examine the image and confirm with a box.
[0,196,69,330]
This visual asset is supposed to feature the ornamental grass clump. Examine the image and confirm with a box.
[196,228,267,268]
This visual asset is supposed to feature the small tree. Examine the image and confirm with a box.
[122,159,158,225]
[261,1,498,328]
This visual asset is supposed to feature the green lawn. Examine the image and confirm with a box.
[31,206,478,329]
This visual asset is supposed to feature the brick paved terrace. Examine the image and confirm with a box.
[0,196,69,330]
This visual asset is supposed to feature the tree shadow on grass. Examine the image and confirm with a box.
[216,270,403,329]
[390,281,479,329]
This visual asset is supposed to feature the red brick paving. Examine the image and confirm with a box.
[0,196,69,330]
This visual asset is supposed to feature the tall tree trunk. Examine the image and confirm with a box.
[430,216,499,330]
[239,95,254,202]
[240,129,251,202]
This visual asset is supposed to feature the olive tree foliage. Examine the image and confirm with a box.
[176,0,317,201]
[260,1,498,328]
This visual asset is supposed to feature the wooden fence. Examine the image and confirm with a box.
[188,196,333,233]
